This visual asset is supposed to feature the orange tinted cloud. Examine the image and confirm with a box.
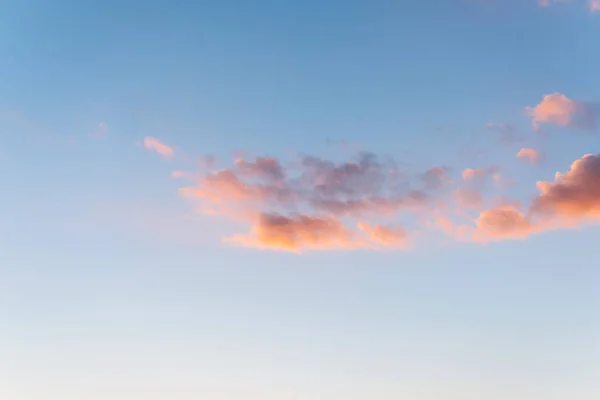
[525,93,597,131]
[357,222,408,248]
[531,154,600,220]
[517,148,543,164]
[179,169,293,207]
[474,206,536,241]
[226,213,365,252]
[144,137,175,158]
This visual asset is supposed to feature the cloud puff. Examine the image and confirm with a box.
[590,0,600,11]
[357,222,408,248]
[517,148,544,164]
[474,206,536,241]
[525,93,597,131]
[226,213,366,252]
[531,154,600,220]
[468,154,600,243]
[144,137,175,158]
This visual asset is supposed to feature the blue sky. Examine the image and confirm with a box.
[1,0,600,399]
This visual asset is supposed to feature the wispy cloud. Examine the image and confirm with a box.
[538,0,571,8]
[486,122,524,145]
[461,167,501,185]
[358,222,409,249]
[454,188,484,210]
[144,137,175,158]
[538,0,600,12]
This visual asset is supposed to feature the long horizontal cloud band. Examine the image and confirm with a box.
[165,150,600,252]
[145,92,599,252]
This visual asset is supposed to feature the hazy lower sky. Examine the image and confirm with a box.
[1,1,600,399]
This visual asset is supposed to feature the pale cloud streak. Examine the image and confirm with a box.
[358,222,409,249]
[144,137,175,158]
[536,0,598,12]
[517,148,544,164]
[538,0,571,7]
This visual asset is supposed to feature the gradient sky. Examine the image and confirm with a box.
[1,1,600,399]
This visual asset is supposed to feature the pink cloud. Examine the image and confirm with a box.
[144,137,175,158]
[525,93,597,131]
[531,154,600,220]
[358,222,408,248]
[225,213,366,252]
[590,0,600,11]
[473,206,536,241]
[179,169,293,207]
[517,148,544,164]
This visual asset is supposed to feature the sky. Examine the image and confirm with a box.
[1,0,600,399]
